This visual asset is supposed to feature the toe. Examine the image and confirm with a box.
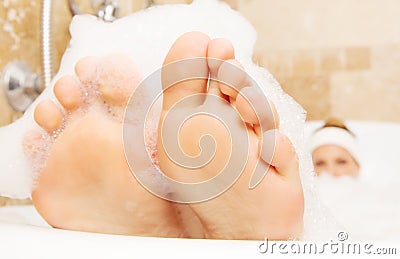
[75,55,141,106]
[54,76,82,110]
[75,57,99,84]
[162,32,211,110]
[75,56,99,84]
[95,55,141,106]
[207,38,235,97]
[206,38,234,76]
[217,59,247,99]
[236,86,279,131]
[34,100,63,131]
[260,129,299,179]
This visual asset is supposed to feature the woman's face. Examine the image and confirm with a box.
[312,145,360,177]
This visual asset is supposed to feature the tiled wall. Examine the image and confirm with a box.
[254,45,400,121]
[238,0,400,121]
[2,0,399,125]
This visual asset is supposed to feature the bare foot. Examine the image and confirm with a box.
[28,56,184,237]
[156,32,304,240]
[26,32,303,240]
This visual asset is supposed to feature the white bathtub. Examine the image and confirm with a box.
[0,120,398,258]
[0,208,261,258]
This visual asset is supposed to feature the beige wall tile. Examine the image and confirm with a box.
[345,47,371,71]
[257,50,292,78]
[278,75,331,120]
[320,49,344,72]
[241,1,400,122]
[330,70,400,121]
[0,0,41,126]
[371,44,400,70]
[239,0,400,49]
[221,0,238,9]
[292,51,317,77]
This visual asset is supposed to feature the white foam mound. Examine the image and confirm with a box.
[316,174,400,241]
[0,0,338,240]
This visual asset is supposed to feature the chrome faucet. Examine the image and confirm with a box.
[1,0,52,113]
[69,0,120,22]
[1,62,42,112]
[97,0,119,22]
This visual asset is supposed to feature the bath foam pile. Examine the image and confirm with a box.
[316,173,400,241]
[0,0,338,240]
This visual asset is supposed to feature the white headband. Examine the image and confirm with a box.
[309,127,360,164]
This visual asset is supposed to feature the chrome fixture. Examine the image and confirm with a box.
[68,0,155,21]
[41,0,54,90]
[1,62,42,112]
[68,0,120,22]
[97,1,119,22]
[1,0,52,112]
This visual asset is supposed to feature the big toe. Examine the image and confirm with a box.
[206,38,239,98]
[75,55,141,106]
[161,32,211,110]
[206,38,234,76]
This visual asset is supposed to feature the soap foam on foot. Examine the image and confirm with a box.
[0,0,338,240]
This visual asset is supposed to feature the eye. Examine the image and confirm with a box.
[337,159,348,165]
[315,161,326,167]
